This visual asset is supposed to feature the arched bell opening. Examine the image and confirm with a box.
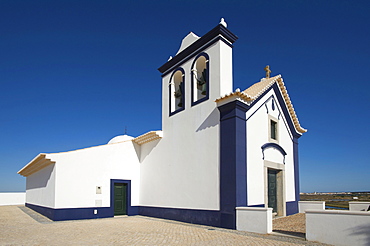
[169,68,185,115]
[191,53,209,105]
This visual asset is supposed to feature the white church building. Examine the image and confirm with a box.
[18,20,306,229]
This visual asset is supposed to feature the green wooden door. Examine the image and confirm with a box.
[268,169,278,213]
[114,183,127,215]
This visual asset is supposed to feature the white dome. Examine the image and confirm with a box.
[107,135,134,144]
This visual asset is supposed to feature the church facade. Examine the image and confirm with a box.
[18,20,306,229]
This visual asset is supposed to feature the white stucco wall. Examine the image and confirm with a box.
[306,210,370,246]
[349,202,370,211]
[246,90,295,206]
[299,201,325,213]
[47,140,140,209]
[25,163,56,207]
[139,40,233,210]
[0,193,26,206]
[236,207,273,234]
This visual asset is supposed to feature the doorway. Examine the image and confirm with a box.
[266,168,285,217]
[114,183,127,215]
[268,169,278,213]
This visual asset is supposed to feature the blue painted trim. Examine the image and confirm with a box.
[246,94,294,142]
[292,136,300,213]
[286,201,298,215]
[218,100,249,229]
[261,143,287,163]
[244,83,301,215]
[261,143,287,156]
[110,179,139,216]
[27,202,221,227]
[159,24,237,75]
[246,83,302,139]
[248,204,265,207]
[26,203,112,221]
[161,36,233,78]
[26,179,139,221]
[191,53,210,106]
[139,206,221,227]
[270,83,302,139]
[168,68,185,116]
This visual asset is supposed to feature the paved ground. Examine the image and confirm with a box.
[0,206,329,245]
[273,213,306,238]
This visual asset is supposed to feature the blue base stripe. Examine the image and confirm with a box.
[26,203,221,227]
[26,203,113,221]
[139,206,221,227]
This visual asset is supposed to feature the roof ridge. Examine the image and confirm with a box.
[275,77,307,133]
[216,74,307,134]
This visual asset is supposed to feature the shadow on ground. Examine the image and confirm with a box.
[18,205,53,224]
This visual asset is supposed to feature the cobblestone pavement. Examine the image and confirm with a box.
[273,213,306,238]
[0,206,329,245]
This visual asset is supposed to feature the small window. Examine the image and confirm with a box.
[169,68,185,115]
[270,120,277,140]
[191,53,209,105]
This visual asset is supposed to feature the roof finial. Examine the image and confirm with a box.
[220,18,227,28]
[124,126,127,135]
[264,65,271,78]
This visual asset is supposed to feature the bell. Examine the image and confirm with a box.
[201,83,207,95]
[178,102,182,107]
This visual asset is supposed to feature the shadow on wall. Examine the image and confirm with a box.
[136,139,160,162]
[26,164,54,189]
[196,108,219,132]
[348,224,370,246]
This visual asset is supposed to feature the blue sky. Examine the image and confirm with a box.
[1,0,369,193]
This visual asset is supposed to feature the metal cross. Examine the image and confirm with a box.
[264,65,271,78]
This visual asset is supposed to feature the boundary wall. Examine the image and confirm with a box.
[236,207,272,234]
[298,201,325,213]
[0,193,25,206]
[349,202,370,211]
[306,209,370,246]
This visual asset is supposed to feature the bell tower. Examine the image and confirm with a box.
[158,19,238,132]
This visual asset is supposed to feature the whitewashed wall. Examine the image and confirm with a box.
[349,202,370,211]
[246,90,295,206]
[47,140,140,209]
[306,210,370,246]
[236,207,273,234]
[139,39,233,210]
[0,193,26,206]
[26,163,56,207]
[299,201,325,213]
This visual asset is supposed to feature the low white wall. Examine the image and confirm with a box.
[0,193,26,206]
[306,209,370,246]
[298,201,325,213]
[349,202,370,211]
[236,207,272,234]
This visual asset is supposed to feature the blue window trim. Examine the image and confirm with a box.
[169,68,185,116]
[261,142,287,164]
[191,53,210,106]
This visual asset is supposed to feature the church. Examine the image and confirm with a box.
[18,19,306,230]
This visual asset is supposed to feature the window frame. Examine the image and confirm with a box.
[268,115,279,143]
[191,53,209,106]
[169,68,185,116]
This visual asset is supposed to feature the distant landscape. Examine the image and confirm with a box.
[300,192,370,209]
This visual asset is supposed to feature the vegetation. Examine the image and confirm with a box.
[300,192,370,210]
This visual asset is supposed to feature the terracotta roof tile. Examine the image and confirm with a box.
[216,75,307,134]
